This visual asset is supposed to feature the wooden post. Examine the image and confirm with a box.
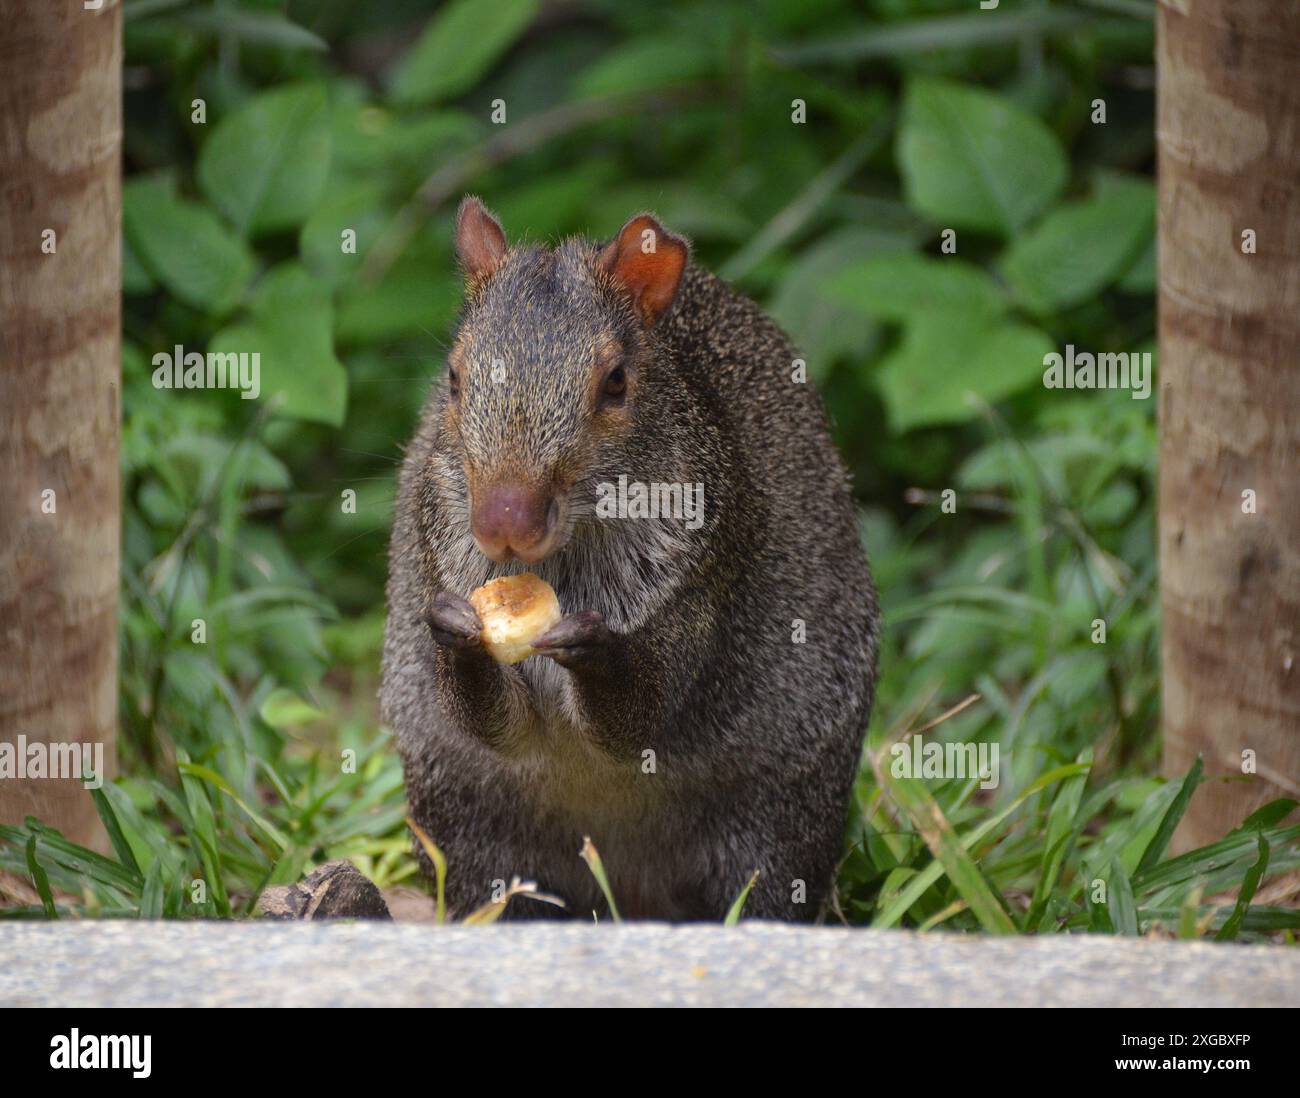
[0,0,122,848]
[1157,0,1300,847]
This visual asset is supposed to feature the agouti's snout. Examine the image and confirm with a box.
[471,482,562,563]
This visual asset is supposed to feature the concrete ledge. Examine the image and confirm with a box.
[1,922,1294,1007]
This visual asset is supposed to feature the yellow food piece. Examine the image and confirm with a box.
[468,573,563,664]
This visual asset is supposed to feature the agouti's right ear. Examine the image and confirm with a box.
[455,195,507,287]
[598,213,690,326]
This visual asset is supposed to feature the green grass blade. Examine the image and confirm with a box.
[1108,858,1139,935]
[1215,834,1269,942]
[1085,873,1110,932]
[21,819,141,894]
[407,817,447,924]
[1136,756,1203,875]
[1026,749,1092,927]
[25,836,58,919]
[1076,781,1181,897]
[178,757,231,916]
[177,761,290,851]
[1231,798,1297,833]
[579,836,621,923]
[89,784,143,881]
[1177,886,1204,939]
[724,869,760,926]
[139,855,166,918]
[1133,824,1300,894]
[873,762,1088,930]
[874,761,1016,934]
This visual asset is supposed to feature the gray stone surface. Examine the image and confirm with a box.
[0,921,1295,1007]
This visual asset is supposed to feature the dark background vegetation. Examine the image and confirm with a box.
[5,0,1296,937]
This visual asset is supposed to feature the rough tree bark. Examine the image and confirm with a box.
[1158,0,1299,848]
[0,0,122,848]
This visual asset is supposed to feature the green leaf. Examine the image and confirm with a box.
[1078,780,1180,890]
[331,105,481,179]
[299,180,390,284]
[770,9,1089,65]
[1149,903,1300,936]
[25,836,58,919]
[1116,237,1155,294]
[724,869,761,926]
[125,0,192,18]
[123,181,254,313]
[1136,756,1203,875]
[1108,857,1139,935]
[390,0,539,106]
[897,78,1067,236]
[1215,834,1269,942]
[197,84,332,236]
[20,819,143,894]
[1001,178,1154,312]
[89,785,143,882]
[876,316,1054,432]
[578,836,621,922]
[768,227,916,374]
[407,818,448,924]
[1231,798,1297,834]
[826,253,1007,324]
[872,748,1017,935]
[97,783,177,873]
[573,36,713,98]
[259,687,327,729]
[209,263,348,427]
[1177,886,1204,938]
[1134,824,1300,895]
[122,235,156,295]
[176,762,290,852]
[336,257,461,344]
[872,762,1089,930]
[1026,749,1092,928]
[139,856,166,919]
[176,9,328,52]
[178,754,231,916]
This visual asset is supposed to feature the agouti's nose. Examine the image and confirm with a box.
[471,485,560,563]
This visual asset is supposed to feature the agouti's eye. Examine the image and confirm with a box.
[601,365,627,405]
[447,363,461,400]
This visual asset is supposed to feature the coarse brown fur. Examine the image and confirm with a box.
[381,199,879,920]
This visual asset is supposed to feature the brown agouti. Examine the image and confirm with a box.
[381,196,879,920]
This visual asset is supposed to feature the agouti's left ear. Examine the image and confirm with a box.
[455,195,507,287]
[598,213,690,326]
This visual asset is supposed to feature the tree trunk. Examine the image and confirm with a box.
[0,0,122,849]
[1158,0,1300,849]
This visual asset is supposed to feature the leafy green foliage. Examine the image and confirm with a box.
[197,83,332,235]
[389,0,540,105]
[827,253,1007,323]
[124,178,255,312]
[897,78,1068,236]
[1002,176,1155,312]
[209,262,348,425]
[4,0,1293,935]
[874,316,1055,431]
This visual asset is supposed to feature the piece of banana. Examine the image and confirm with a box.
[467,573,563,664]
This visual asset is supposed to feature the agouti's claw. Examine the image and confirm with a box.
[425,591,483,649]
[532,610,613,667]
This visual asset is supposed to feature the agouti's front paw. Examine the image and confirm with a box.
[532,610,615,669]
[424,591,483,650]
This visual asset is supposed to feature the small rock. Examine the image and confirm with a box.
[258,861,391,921]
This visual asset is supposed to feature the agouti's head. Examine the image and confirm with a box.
[442,195,690,565]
